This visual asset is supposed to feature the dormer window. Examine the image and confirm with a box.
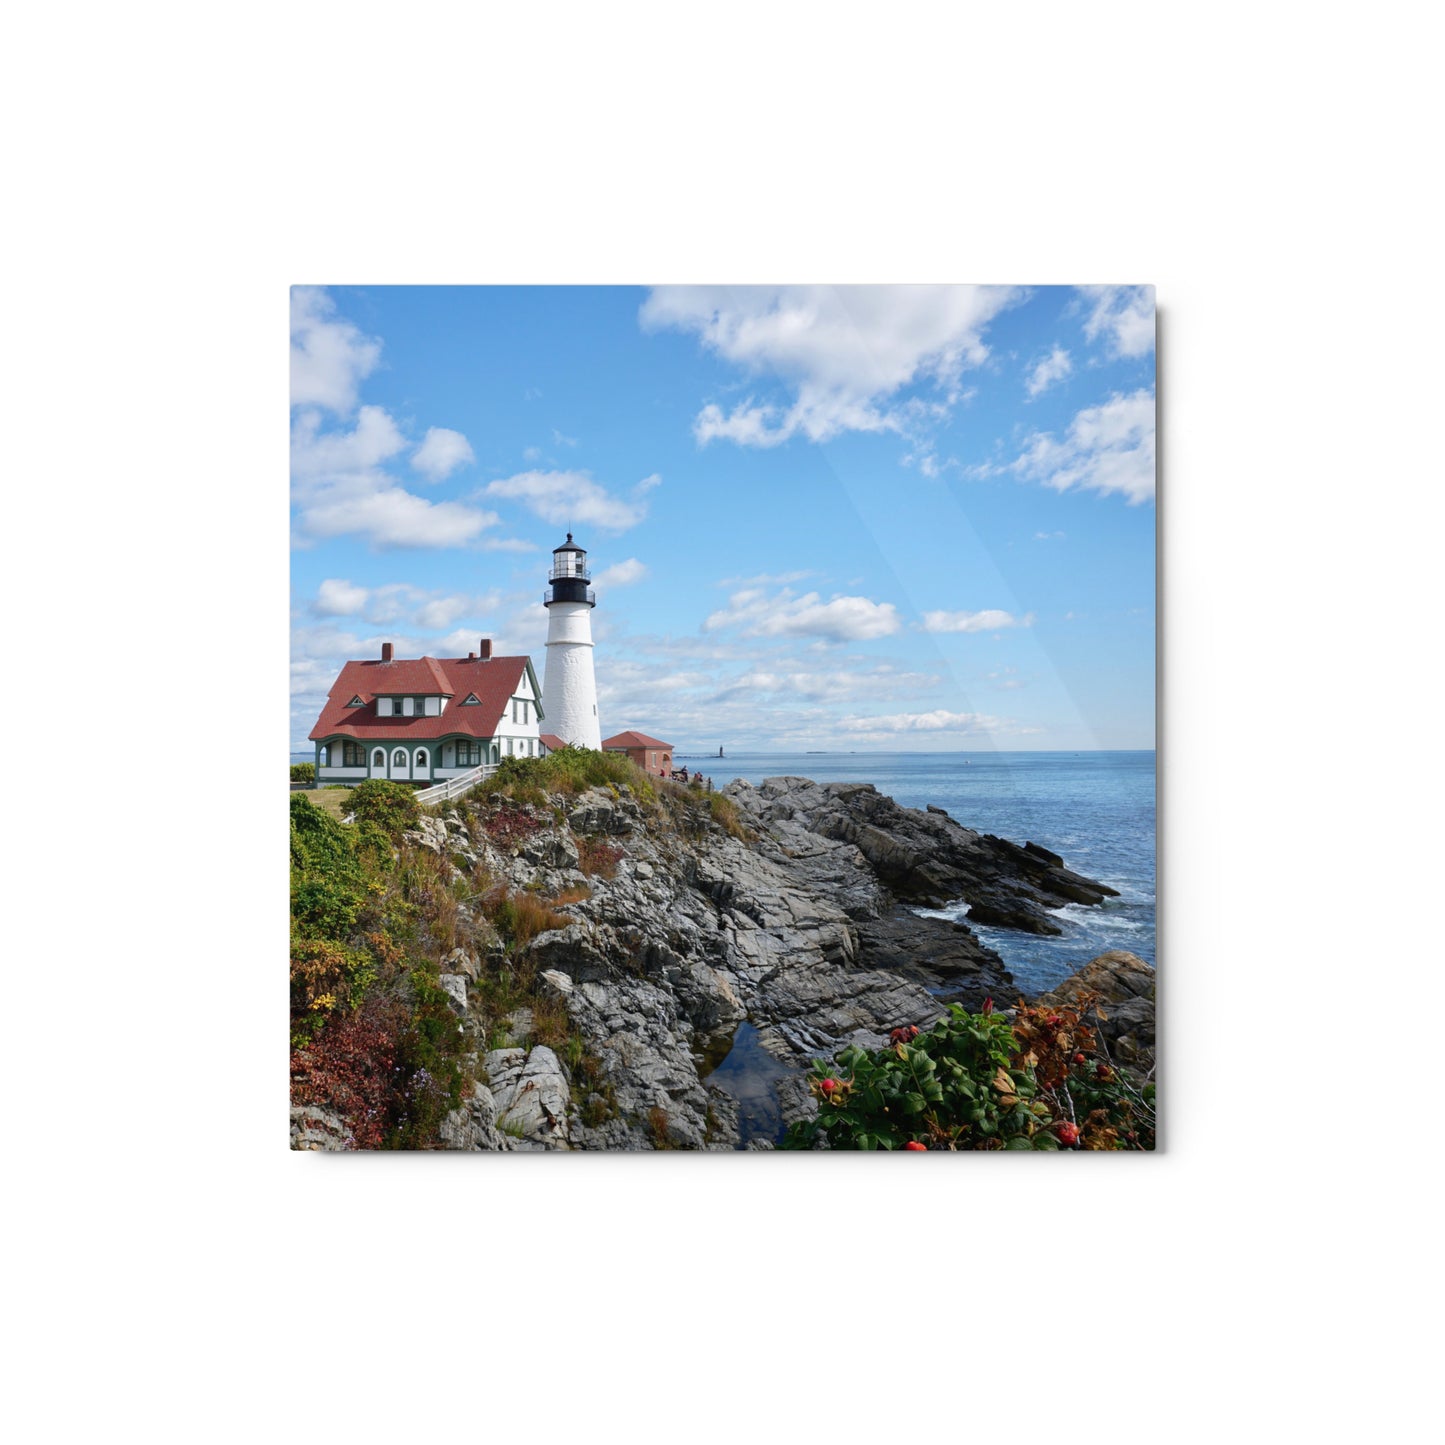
[402,697,415,717]
[346,695,364,707]
[378,697,394,717]
[461,693,481,706]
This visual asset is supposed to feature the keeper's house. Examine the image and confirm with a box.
[308,639,544,787]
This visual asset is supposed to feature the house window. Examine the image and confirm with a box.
[414,749,429,771]
[393,750,406,768]
[457,740,481,766]
[342,741,365,767]
[372,750,385,768]
[378,698,394,716]
[402,697,415,717]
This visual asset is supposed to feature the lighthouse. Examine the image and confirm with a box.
[541,533,601,749]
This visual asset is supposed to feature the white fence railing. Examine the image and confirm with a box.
[414,763,497,807]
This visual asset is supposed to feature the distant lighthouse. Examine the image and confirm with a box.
[541,533,601,749]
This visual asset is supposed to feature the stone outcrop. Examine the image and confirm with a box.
[1035,948,1156,1077]
[485,1045,572,1148]
[290,1104,352,1151]
[398,776,1124,1151]
[726,777,1118,932]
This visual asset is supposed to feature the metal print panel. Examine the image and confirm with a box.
[290,285,1156,1152]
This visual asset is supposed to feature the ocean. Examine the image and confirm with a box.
[291,748,1156,996]
[696,749,1156,996]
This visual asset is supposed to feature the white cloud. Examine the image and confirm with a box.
[1010,389,1156,504]
[920,608,1033,634]
[552,429,578,447]
[642,284,1020,447]
[717,570,815,588]
[1025,345,1073,397]
[412,427,475,481]
[290,287,381,414]
[482,469,657,534]
[706,662,939,705]
[595,558,648,588]
[414,594,476,629]
[704,585,901,643]
[987,668,1027,690]
[479,536,538,553]
[292,405,499,549]
[1078,285,1155,358]
[301,489,500,549]
[840,709,1007,735]
[314,578,369,616]
[291,405,406,478]
[1035,531,1065,540]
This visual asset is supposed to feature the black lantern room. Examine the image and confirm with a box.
[544,533,596,607]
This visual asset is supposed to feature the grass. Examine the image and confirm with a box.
[305,786,355,823]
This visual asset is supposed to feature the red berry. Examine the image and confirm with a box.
[1046,1015,1062,1028]
[903,1140,927,1151]
[1073,1052,1087,1065]
[820,1078,838,1095]
[1095,1064,1112,1080]
[1056,1122,1080,1146]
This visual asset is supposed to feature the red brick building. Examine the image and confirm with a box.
[600,730,674,778]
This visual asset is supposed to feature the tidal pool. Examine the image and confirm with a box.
[697,1022,794,1147]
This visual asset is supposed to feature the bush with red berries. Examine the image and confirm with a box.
[782,997,1155,1151]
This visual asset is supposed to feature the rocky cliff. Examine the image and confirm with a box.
[293,774,1144,1151]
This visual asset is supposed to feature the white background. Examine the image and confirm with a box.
[5,3,1437,1441]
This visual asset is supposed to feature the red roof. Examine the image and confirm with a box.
[309,655,536,742]
[602,730,673,751]
[539,733,566,752]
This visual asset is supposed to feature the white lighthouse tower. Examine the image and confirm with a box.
[541,533,601,749]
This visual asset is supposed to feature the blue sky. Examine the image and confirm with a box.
[291,285,1154,752]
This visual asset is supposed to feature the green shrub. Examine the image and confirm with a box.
[783,999,1154,1151]
[291,763,316,782]
[290,794,366,937]
[347,778,421,837]
[470,748,654,805]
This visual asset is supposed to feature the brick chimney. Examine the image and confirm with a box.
[381,642,393,662]
[479,638,492,659]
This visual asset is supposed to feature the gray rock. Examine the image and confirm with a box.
[437,1082,514,1150]
[290,1105,352,1151]
[443,947,481,981]
[488,1044,571,1146]
[438,974,468,1012]
[1035,949,1156,1077]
